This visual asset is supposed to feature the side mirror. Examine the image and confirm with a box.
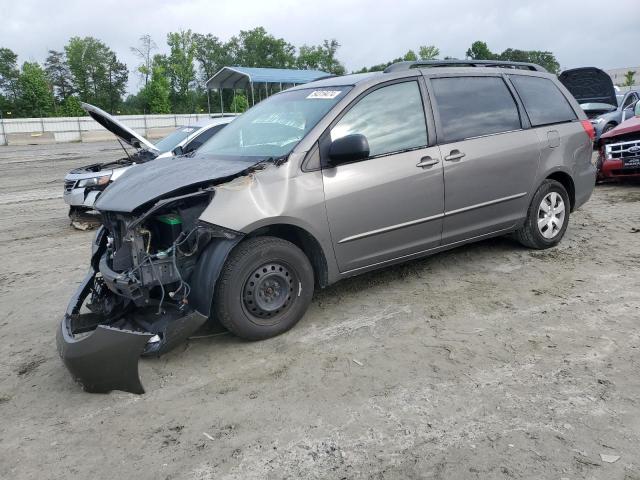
[328,134,370,165]
[172,145,184,156]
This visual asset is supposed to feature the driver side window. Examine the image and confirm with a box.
[330,81,428,158]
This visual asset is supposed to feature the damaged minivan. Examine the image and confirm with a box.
[58,60,596,394]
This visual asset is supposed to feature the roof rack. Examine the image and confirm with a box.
[383,60,547,73]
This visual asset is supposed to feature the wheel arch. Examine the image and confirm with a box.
[545,170,575,211]
[246,223,330,288]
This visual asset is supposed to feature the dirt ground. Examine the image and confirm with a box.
[0,141,639,480]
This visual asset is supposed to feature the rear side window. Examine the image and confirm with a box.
[431,77,521,143]
[331,81,428,157]
[510,75,577,127]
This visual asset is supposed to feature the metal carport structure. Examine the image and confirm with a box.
[205,66,330,113]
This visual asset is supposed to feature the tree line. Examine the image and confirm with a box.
[0,31,566,119]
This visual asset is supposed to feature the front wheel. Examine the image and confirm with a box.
[213,236,314,340]
[516,180,570,249]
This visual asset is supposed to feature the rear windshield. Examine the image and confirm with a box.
[510,76,577,127]
[198,87,351,158]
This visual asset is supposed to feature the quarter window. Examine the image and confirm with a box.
[331,81,428,157]
[510,75,577,127]
[431,76,522,143]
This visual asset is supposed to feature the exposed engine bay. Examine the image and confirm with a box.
[69,149,157,175]
[58,186,245,394]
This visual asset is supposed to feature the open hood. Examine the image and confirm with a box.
[94,154,268,213]
[558,67,617,107]
[82,102,159,153]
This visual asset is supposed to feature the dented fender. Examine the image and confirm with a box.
[199,154,341,284]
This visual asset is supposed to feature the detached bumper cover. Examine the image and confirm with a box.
[57,320,153,394]
[56,271,207,394]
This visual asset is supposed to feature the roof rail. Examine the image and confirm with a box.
[383,60,547,73]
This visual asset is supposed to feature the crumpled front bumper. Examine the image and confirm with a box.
[56,271,207,394]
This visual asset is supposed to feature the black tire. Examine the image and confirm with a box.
[602,123,615,135]
[213,236,314,340]
[516,179,570,250]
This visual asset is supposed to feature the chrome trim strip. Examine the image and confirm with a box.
[337,192,526,244]
[340,225,516,276]
[338,212,445,244]
[444,192,527,217]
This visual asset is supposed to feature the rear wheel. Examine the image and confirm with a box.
[213,236,314,340]
[516,180,570,249]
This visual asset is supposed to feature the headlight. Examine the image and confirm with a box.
[593,118,605,124]
[77,175,111,188]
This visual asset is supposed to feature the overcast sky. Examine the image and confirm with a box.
[2,0,639,92]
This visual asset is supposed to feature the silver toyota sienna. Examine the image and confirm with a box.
[57,60,596,393]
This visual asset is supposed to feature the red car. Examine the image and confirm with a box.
[598,103,640,181]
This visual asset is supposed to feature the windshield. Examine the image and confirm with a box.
[198,87,351,158]
[154,126,199,153]
[616,94,624,106]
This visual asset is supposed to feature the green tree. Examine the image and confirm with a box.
[228,27,296,68]
[166,30,197,112]
[623,71,636,87]
[193,33,233,83]
[230,92,249,113]
[296,39,346,75]
[60,95,85,117]
[418,45,440,60]
[64,36,128,112]
[466,41,496,60]
[130,34,157,87]
[16,62,56,117]
[44,50,73,103]
[403,50,418,61]
[499,48,559,74]
[0,47,20,107]
[139,64,171,114]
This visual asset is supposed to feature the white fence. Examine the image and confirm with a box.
[0,113,234,146]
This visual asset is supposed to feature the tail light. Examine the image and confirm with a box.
[581,120,595,141]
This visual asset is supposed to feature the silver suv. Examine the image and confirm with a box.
[57,60,596,393]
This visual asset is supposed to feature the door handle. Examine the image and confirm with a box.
[416,156,440,168]
[444,150,466,161]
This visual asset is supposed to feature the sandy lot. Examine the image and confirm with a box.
[0,141,639,479]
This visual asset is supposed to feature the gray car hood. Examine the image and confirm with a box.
[559,67,617,107]
[94,154,266,213]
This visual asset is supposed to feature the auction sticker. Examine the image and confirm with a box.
[307,90,342,99]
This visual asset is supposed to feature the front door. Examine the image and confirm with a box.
[322,80,444,273]
[429,75,541,244]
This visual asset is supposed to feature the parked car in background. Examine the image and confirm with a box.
[57,60,596,394]
[63,103,234,224]
[558,67,638,143]
[597,101,640,181]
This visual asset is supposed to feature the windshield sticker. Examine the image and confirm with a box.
[181,127,196,133]
[307,90,342,99]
